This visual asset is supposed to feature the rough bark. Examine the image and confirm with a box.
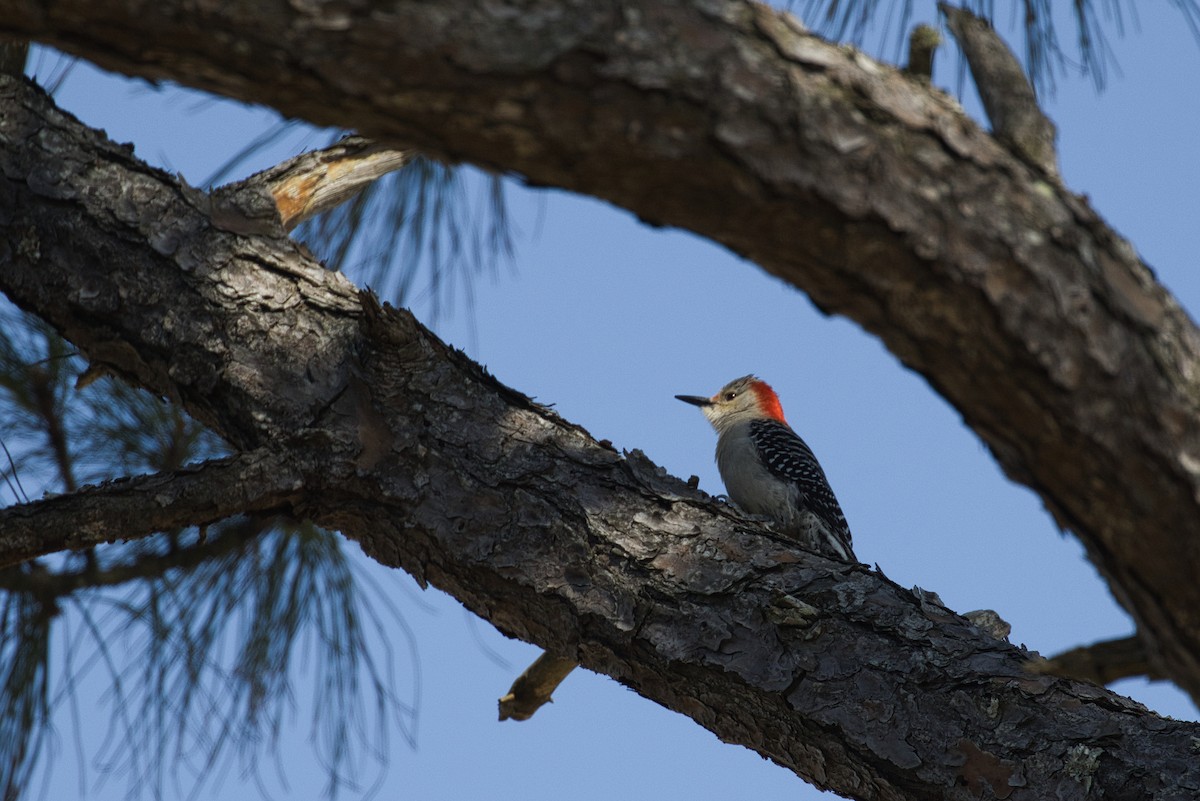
[3,0,1200,707]
[3,74,1200,801]
[0,449,301,569]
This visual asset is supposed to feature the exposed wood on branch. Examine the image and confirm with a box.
[225,135,411,232]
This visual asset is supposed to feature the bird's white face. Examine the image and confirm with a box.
[678,375,763,433]
[704,375,759,420]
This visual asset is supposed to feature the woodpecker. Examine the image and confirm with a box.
[676,375,856,562]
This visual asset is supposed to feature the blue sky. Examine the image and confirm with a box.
[20,2,1200,799]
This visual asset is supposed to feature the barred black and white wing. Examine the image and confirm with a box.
[748,418,856,561]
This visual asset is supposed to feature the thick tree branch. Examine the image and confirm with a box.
[3,0,1200,705]
[2,74,1200,800]
[0,81,362,449]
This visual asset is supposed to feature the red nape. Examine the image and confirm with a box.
[750,380,787,423]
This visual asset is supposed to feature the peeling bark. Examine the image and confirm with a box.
[232,135,411,232]
[2,75,1200,800]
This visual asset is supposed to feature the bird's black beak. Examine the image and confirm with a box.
[675,394,711,407]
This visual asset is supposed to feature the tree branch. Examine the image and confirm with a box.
[1033,635,1164,686]
[941,4,1058,177]
[217,135,412,233]
[0,448,303,568]
[497,653,578,721]
[4,0,1200,704]
[0,515,269,595]
[1,73,1199,799]
[904,23,941,80]
[0,36,26,76]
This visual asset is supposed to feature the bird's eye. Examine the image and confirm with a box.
[724,391,737,401]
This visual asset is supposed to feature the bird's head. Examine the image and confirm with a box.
[675,375,786,433]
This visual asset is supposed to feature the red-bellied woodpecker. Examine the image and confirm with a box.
[676,375,857,562]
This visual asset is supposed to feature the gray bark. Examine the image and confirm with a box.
[2,73,1200,800]
[3,0,1199,708]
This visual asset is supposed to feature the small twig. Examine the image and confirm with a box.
[1027,635,1160,685]
[30,366,77,492]
[940,4,1059,178]
[212,136,412,234]
[0,38,28,76]
[0,438,29,503]
[498,653,578,721]
[904,23,941,81]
